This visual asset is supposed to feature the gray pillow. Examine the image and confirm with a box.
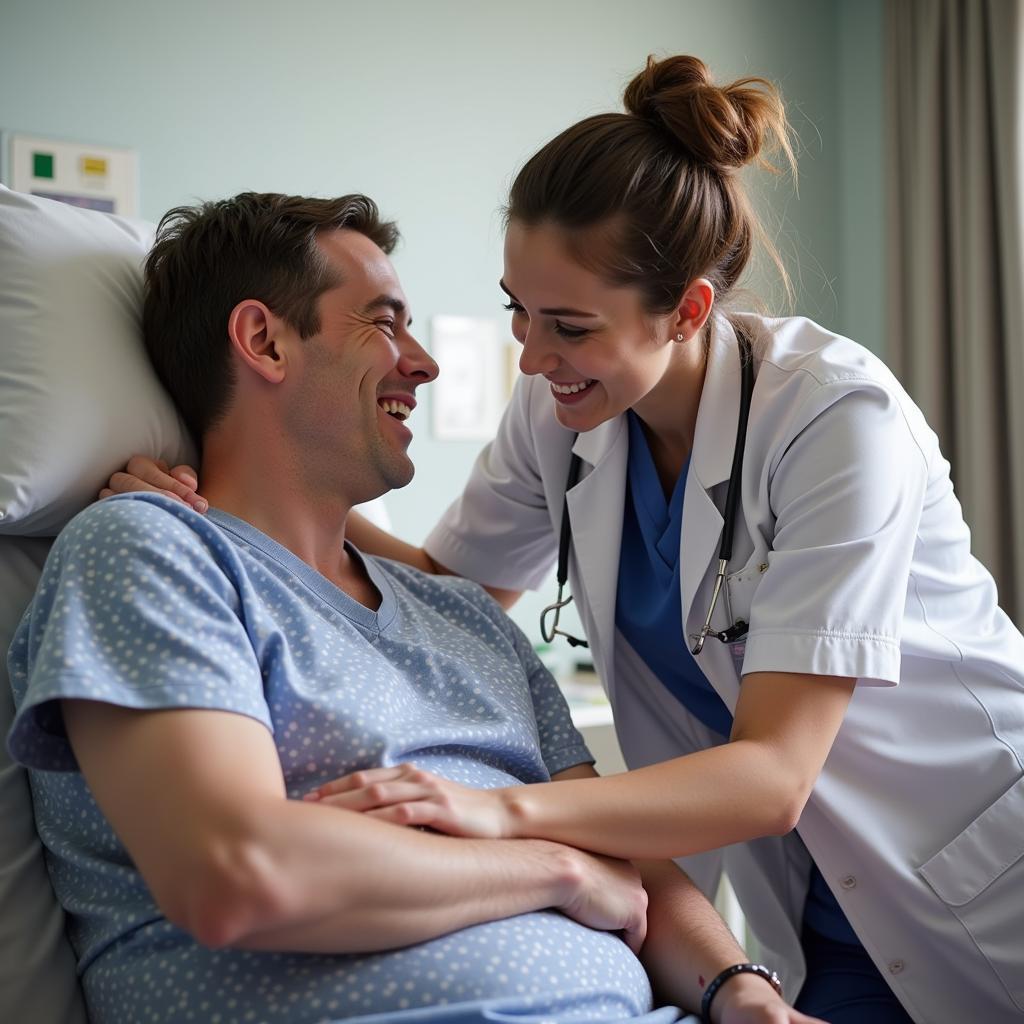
[0,537,87,1024]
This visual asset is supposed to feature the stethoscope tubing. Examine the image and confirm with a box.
[691,332,755,654]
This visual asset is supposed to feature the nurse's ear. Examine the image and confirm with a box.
[672,279,715,343]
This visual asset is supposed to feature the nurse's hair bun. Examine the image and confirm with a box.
[624,55,790,173]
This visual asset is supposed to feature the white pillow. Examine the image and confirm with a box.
[0,185,195,537]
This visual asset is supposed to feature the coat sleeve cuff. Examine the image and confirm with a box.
[740,628,902,686]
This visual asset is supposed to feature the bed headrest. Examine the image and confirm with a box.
[0,185,195,537]
[0,537,88,1024]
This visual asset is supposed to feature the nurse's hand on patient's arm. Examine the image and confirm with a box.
[99,455,208,513]
[309,673,857,861]
[306,763,513,837]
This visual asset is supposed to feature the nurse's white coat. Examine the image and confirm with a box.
[426,313,1024,1023]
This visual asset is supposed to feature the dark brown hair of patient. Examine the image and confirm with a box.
[143,192,399,445]
[507,54,795,316]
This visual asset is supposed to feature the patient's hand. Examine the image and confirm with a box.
[556,847,648,952]
[716,978,826,1023]
[306,764,513,839]
[99,455,207,513]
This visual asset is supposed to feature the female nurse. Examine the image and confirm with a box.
[109,55,1024,1024]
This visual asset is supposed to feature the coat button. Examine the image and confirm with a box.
[840,875,857,889]
[889,960,905,974]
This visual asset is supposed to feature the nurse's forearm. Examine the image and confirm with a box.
[346,511,522,606]
[501,740,802,860]
[345,510,438,572]
[499,670,855,860]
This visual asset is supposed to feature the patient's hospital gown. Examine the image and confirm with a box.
[7,494,684,1024]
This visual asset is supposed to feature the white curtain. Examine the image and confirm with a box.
[886,0,1024,624]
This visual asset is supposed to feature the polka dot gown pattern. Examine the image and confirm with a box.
[7,494,654,1024]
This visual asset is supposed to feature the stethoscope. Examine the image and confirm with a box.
[539,332,755,656]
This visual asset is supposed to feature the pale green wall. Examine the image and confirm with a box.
[0,0,884,648]
[837,0,886,355]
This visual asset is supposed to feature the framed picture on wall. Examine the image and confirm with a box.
[430,315,506,441]
[5,133,138,216]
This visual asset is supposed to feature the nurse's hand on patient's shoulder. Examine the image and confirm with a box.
[98,455,208,513]
[305,764,513,839]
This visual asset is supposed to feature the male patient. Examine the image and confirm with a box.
[7,193,796,1024]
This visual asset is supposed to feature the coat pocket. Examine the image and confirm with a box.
[723,560,767,622]
[918,774,1024,1010]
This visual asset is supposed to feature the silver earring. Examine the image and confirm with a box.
[675,333,684,342]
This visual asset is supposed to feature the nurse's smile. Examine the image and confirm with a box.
[549,378,596,403]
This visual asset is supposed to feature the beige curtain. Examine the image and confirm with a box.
[887,0,1024,624]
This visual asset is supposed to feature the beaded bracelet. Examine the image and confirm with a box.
[700,962,783,1023]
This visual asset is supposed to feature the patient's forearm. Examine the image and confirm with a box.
[637,860,746,1015]
[226,802,575,952]
[551,765,753,1015]
[62,702,598,955]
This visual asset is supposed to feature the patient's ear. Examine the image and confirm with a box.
[227,300,288,384]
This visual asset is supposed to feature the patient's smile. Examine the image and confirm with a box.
[378,398,412,420]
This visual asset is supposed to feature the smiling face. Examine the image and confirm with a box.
[281,228,438,504]
[502,219,689,434]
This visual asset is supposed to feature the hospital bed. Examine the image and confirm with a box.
[0,183,180,1023]
[0,184,698,1024]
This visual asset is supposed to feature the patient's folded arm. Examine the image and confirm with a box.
[60,699,646,953]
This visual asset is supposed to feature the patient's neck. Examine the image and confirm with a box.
[196,421,382,610]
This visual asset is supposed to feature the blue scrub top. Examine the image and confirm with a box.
[615,412,860,947]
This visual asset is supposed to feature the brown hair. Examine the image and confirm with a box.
[143,192,399,443]
[507,55,795,317]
